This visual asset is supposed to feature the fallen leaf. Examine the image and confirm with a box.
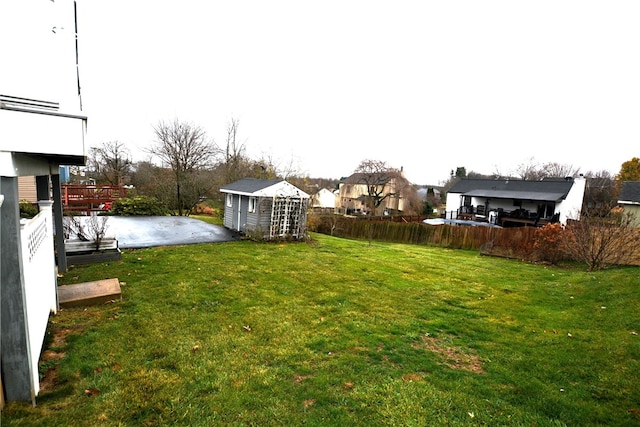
[303,399,316,409]
[84,387,100,397]
[343,382,354,390]
[192,345,200,352]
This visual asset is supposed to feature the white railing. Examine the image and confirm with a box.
[19,200,57,398]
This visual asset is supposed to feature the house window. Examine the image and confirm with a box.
[249,197,256,213]
[226,194,232,207]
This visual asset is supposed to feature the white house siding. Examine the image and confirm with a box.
[313,189,337,209]
[556,176,586,223]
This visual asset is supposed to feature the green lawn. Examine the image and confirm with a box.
[3,233,639,426]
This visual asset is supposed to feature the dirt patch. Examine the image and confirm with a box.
[413,335,485,374]
[39,365,59,392]
[402,373,424,382]
[293,374,314,384]
[38,327,78,392]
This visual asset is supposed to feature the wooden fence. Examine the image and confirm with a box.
[313,215,538,257]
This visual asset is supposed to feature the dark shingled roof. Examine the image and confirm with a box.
[448,178,576,202]
[618,181,640,204]
[219,178,282,194]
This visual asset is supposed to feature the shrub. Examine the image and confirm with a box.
[191,203,217,216]
[111,196,168,216]
[19,200,39,218]
[306,213,322,232]
[532,223,566,264]
[562,212,640,271]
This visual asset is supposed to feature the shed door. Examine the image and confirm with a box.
[239,196,249,232]
[230,194,240,231]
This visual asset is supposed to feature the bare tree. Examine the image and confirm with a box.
[349,160,404,216]
[515,157,581,180]
[541,162,581,179]
[563,209,639,271]
[515,157,543,180]
[88,141,132,185]
[222,118,251,183]
[583,170,617,217]
[149,119,218,215]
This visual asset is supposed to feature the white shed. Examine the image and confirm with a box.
[220,178,310,239]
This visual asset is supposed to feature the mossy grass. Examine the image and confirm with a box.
[3,234,639,425]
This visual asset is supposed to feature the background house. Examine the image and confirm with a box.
[445,176,586,227]
[1,0,87,405]
[337,171,412,216]
[618,181,640,227]
[220,178,310,239]
[311,188,337,213]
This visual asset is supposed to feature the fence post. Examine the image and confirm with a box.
[52,174,67,273]
[0,177,34,404]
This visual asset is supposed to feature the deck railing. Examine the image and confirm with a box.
[61,184,128,213]
[19,201,58,399]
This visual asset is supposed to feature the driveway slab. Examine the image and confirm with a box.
[70,216,237,249]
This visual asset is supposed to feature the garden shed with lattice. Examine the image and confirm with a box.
[220,178,310,240]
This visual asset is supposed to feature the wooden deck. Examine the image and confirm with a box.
[61,184,127,214]
[57,278,121,308]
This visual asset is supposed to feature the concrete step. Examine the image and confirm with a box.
[58,278,121,308]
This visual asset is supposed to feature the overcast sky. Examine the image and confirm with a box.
[76,1,640,184]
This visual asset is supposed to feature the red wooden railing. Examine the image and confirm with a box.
[61,184,127,213]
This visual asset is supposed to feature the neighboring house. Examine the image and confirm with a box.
[618,181,640,227]
[445,176,586,227]
[220,178,310,239]
[311,188,337,213]
[1,0,87,405]
[337,171,411,215]
[17,176,38,203]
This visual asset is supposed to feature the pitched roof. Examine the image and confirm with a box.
[220,178,281,193]
[448,178,576,202]
[220,178,309,198]
[618,181,640,204]
[342,172,394,185]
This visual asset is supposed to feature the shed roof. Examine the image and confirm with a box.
[618,181,640,204]
[448,178,575,202]
[220,178,309,198]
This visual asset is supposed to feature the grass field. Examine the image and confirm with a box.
[3,233,639,426]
